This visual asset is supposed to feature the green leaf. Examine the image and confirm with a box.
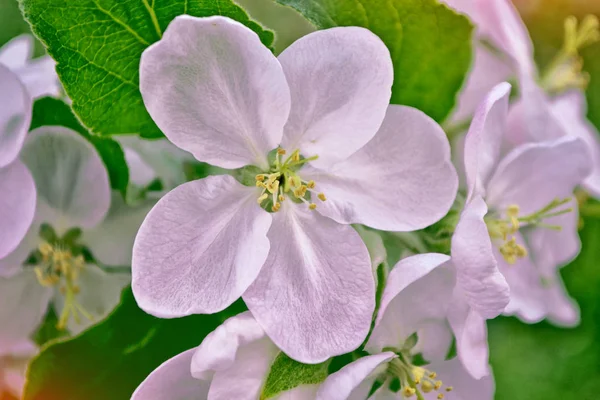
[489,216,600,400]
[20,0,274,139]
[32,306,69,347]
[30,97,129,195]
[275,0,473,122]
[261,352,330,399]
[24,287,246,400]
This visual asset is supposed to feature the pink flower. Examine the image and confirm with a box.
[132,16,458,363]
[449,82,591,378]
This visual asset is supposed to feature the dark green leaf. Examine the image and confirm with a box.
[20,0,274,138]
[261,352,330,399]
[30,97,129,195]
[24,287,246,400]
[275,0,473,122]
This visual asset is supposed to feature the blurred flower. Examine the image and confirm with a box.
[132,312,319,400]
[442,0,600,198]
[0,127,139,334]
[0,65,36,260]
[132,16,458,363]
[0,34,60,99]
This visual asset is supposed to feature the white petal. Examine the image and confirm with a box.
[449,45,513,124]
[463,82,511,199]
[316,352,396,400]
[505,78,565,147]
[0,65,31,168]
[191,312,279,400]
[140,15,290,170]
[52,265,129,334]
[13,56,60,99]
[123,147,156,187]
[132,348,209,400]
[447,290,490,380]
[366,254,453,354]
[485,137,592,216]
[244,203,374,363]
[544,275,580,327]
[0,35,32,70]
[523,199,580,276]
[0,161,36,259]
[451,196,510,319]
[0,270,52,354]
[20,126,111,231]
[301,105,457,231]
[83,193,155,267]
[276,385,320,400]
[278,27,393,168]
[414,320,454,362]
[425,358,495,400]
[550,90,600,198]
[132,175,272,317]
[0,222,40,277]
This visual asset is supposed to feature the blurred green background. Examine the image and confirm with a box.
[1,0,599,398]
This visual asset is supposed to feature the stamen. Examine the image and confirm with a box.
[257,193,268,205]
[307,180,315,189]
[309,203,317,210]
[541,15,599,93]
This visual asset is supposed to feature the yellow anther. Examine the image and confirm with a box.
[277,148,286,155]
[446,387,453,392]
[506,204,519,217]
[421,381,434,393]
[256,181,266,188]
[309,203,317,210]
[39,242,53,257]
[403,387,416,398]
[412,367,425,382]
[255,174,265,182]
[434,380,442,390]
[292,151,300,162]
[515,244,528,258]
[318,193,327,201]
[257,193,268,204]
[307,180,316,189]
[278,195,285,202]
[437,394,444,400]
[272,202,281,212]
[429,372,437,379]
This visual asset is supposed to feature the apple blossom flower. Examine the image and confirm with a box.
[442,0,600,197]
[0,65,36,260]
[0,34,60,99]
[448,82,591,378]
[0,126,143,333]
[132,312,320,400]
[132,15,458,363]
[316,253,494,400]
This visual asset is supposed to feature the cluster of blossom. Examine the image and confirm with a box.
[0,0,598,399]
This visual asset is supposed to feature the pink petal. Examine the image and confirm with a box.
[316,352,396,400]
[451,196,509,319]
[191,312,279,400]
[366,254,454,354]
[485,137,592,216]
[447,290,490,380]
[301,105,457,231]
[426,357,495,399]
[132,348,209,400]
[0,160,36,259]
[243,202,374,363]
[140,16,290,170]
[463,82,511,199]
[278,27,393,169]
[0,65,31,168]
[132,175,271,317]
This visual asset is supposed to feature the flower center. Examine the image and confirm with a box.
[387,354,453,399]
[255,148,327,212]
[485,198,573,264]
[540,15,599,94]
[32,226,93,330]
